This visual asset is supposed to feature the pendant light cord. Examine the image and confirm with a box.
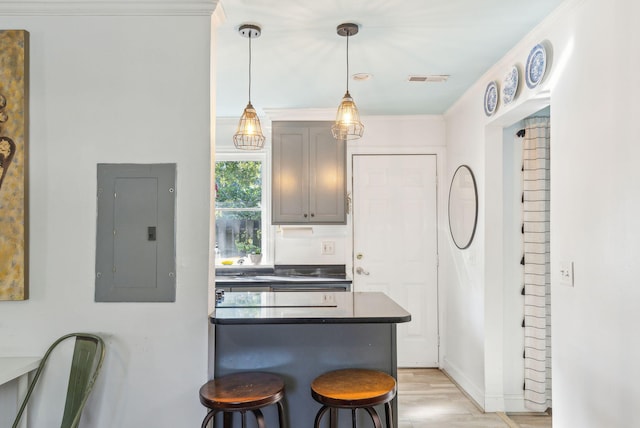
[248,33,252,103]
[345,31,350,93]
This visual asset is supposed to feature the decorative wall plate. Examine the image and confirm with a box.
[502,65,519,105]
[484,81,498,116]
[525,43,547,89]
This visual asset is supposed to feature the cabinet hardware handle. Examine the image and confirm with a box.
[311,213,315,217]
[304,213,308,218]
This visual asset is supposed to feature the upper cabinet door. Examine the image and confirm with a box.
[272,124,310,223]
[272,121,346,225]
[309,126,346,223]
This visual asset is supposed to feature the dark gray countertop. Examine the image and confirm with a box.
[211,291,411,325]
[214,264,351,286]
[214,275,352,285]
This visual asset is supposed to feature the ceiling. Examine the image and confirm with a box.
[215,0,565,118]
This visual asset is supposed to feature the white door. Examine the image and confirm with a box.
[353,154,438,367]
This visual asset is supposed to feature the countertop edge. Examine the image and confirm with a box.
[210,314,412,325]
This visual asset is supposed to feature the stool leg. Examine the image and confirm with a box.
[314,405,330,428]
[277,400,286,428]
[363,407,382,428]
[201,409,220,428]
[351,409,357,428]
[251,409,266,428]
[330,407,338,427]
[384,401,393,428]
[223,412,233,428]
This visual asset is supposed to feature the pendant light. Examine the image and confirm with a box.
[332,23,364,141]
[233,24,265,150]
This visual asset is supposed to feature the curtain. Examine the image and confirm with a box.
[520,116,551,412]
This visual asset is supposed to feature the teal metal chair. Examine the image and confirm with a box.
[12,333,106,428]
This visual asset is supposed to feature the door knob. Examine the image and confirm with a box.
[355,267,370,275]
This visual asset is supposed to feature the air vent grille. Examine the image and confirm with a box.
[408,74,449,83]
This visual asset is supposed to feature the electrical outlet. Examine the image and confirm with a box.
[559,261,574,287]
[321,241,335,255]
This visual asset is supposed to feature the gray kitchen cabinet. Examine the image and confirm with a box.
[272,121,346,224]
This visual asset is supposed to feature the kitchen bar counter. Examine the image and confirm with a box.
[210,291,410,428]
[212,291,410,324]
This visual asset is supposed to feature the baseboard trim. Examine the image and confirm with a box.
[504,394,530,413]
[441,358,485,410]
[440,359,551,414]
[485,394,505,412]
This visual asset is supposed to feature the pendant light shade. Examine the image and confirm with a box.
[234,102,265,149]
[332,23,364,141]
[332,91,364,140]
[234,24,265,150]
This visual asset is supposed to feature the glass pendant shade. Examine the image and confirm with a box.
[233,102,265,150]
[331,90,364,140]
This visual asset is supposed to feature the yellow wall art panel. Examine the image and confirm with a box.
[0,30,29,301]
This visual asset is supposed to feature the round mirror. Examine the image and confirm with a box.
[448,165,478,249]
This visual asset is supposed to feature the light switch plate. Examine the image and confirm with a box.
[559,261,574,287]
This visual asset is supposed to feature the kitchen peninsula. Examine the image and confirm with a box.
[211,291,410,427]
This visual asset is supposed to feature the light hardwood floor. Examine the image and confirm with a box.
[397,369,551,428]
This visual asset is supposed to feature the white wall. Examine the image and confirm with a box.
[443,0,640,425]
[441,75,488,405]
[550,0,640,425]
[0,3,215,427]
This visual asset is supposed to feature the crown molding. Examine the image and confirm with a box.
[0,1,218,16]
[211,0,225,26]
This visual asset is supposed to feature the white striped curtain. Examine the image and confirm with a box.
[521,116,551,412]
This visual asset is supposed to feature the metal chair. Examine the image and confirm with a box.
[12,333,106,428]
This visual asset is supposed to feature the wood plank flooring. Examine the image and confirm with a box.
[397,369,551,428]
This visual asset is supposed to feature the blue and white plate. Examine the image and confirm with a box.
[484,81,498,116]
[502,65,519,105]
[525,43,547,89]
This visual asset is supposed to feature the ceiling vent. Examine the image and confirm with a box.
[408,74,449,83]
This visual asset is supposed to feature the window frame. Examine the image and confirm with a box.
[214,151,273,267]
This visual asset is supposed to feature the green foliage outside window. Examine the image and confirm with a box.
[235,230,262,255]
[215,161,262,212]
[215,160,263,260]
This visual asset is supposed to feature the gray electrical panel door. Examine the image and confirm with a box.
[95,164,176,302]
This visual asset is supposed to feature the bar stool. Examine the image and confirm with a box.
[199,372,286,428]
[311,368,396,428]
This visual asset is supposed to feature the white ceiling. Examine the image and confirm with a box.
[215,0,565,117]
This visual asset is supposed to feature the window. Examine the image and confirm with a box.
[215,158,265,265]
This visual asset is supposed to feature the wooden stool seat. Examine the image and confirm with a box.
[199,372,286,428]
[311,369,396,428]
